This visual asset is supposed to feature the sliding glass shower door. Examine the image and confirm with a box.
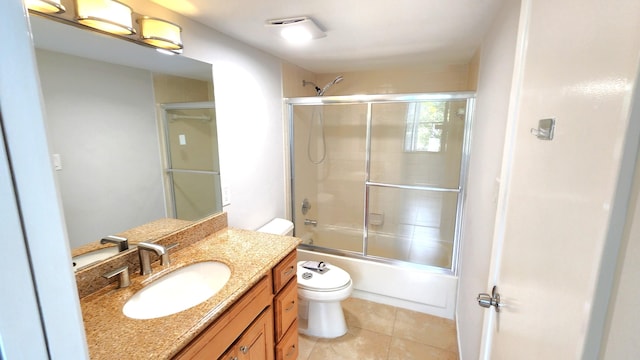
[289,93,473,272]
[161,102,222,220]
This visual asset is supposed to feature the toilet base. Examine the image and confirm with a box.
[298,299,348,338]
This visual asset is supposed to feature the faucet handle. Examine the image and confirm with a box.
[103,266,131,288]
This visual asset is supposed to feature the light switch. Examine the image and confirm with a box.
[179,134,186,145]
[222,185,231,206]
[52,153,62,171]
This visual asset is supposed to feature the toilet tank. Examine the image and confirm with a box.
[257,218,294,236]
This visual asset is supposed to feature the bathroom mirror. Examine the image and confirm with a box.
[29,14,223,268]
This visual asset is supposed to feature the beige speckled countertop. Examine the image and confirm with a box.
[80,227,300,359]
[71,218,193,259]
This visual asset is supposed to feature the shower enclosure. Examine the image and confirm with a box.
[161,102,222,220]
[288,93,474,273]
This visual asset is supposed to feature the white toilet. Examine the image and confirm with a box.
[257,218,353,339]
[296,260,353,338]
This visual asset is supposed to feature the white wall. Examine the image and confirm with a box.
[1,0,88,357]
[456,1,521,358]
[484,0,640,357]
[602,123,640,358]
[37,49,166,248]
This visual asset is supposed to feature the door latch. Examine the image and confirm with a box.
[477,285,501,312]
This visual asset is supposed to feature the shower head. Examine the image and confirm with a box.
[303,76,344,96]
[318,75,344,96]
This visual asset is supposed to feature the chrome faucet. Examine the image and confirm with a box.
[100,235,129,252]
[137,242,169,275]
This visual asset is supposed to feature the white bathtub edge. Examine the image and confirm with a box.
[297,249,457,320]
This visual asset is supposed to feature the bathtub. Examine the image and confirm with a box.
[296,227,458,319]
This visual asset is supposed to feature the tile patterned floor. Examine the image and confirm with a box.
[297,297,459,360]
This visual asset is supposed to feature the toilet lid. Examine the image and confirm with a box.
[297,261,351,291]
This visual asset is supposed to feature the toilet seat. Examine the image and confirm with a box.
[297,261,351,292]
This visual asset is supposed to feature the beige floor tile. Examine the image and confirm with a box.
[307,327,392,360]
[342,297,397,336]
[393,308,458,352]
[388,337,459,360]
[297,334,317,360]
[296,298,458,359]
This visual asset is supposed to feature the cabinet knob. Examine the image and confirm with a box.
[239,345,249,354]
[285,344,296,358]
[285,300,296,312]
[283,266,294,276]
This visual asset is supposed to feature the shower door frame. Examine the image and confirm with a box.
[286,92,475,275]
[159,101,222,219]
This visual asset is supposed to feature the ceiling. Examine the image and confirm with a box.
[150,0,506,74]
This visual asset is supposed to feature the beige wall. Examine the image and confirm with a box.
[282,62,318,98]
[284,61,477,97]
[152,73,213,103]
[317,62,475,95]
[467,49,481,91]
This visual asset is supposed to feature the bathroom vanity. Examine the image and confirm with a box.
[76,213,300,359]
[175,250,298,359]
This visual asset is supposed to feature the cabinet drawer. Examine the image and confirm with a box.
[272,250,297,294]
[274,278,298,341]
[275,320,298,360]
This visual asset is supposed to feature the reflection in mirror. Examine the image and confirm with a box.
[29,14,222,270]
[162,103,221,220]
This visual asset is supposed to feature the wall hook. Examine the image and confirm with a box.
[531,118,555,140]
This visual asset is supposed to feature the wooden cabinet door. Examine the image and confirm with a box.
[236,307,274,360]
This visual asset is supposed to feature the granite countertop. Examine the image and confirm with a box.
[80,227,300,359]
[71,218,193,258]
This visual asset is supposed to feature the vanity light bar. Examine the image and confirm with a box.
[138,16,183,51]
[75,0,136,36]
[25,0,66,14]
[26,0,184,53]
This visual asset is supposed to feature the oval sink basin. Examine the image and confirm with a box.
[72,247,120,271]
[123,261,231,320]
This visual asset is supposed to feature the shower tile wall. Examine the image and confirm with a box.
[294,104,368,253]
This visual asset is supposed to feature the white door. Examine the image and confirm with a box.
[479,0,640,358]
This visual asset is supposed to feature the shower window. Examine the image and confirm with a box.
[288,93,474,273]
[404,101,449,153]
